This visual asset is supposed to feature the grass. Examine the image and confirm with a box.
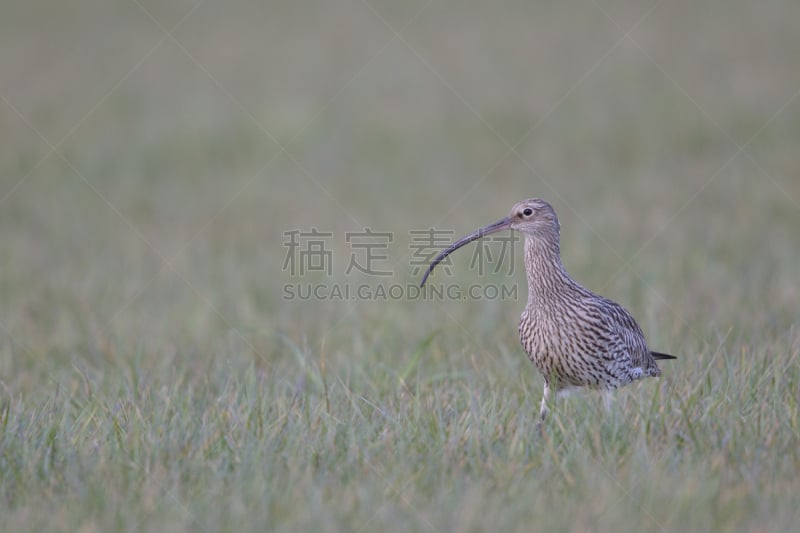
[1,0,800,531]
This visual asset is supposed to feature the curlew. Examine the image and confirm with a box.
[420,198,676,424]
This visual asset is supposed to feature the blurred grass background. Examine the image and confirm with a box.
[1,0,799,531]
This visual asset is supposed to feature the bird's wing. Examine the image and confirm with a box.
[584,295,651,370]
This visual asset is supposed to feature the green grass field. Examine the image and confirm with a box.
[1,1,799,531]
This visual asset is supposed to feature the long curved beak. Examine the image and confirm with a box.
[419,217,512,287]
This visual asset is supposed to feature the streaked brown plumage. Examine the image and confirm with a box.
[420,198,676,424]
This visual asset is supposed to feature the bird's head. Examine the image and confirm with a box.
[419,198,559,286]
[506,198,559,236]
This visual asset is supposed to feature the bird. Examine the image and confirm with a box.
[420,198,676,425]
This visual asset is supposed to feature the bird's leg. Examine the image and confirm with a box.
[535,381,551,435]
[538,381,551,422]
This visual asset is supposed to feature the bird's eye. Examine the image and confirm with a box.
[523,208,533,217]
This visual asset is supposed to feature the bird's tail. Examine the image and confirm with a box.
[651,351,677,360]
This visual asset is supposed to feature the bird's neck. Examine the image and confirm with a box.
[523,232,576,305]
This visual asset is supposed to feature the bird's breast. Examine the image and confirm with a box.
[518,306,621,389]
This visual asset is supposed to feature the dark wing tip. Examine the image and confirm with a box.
[651,351,677,360]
